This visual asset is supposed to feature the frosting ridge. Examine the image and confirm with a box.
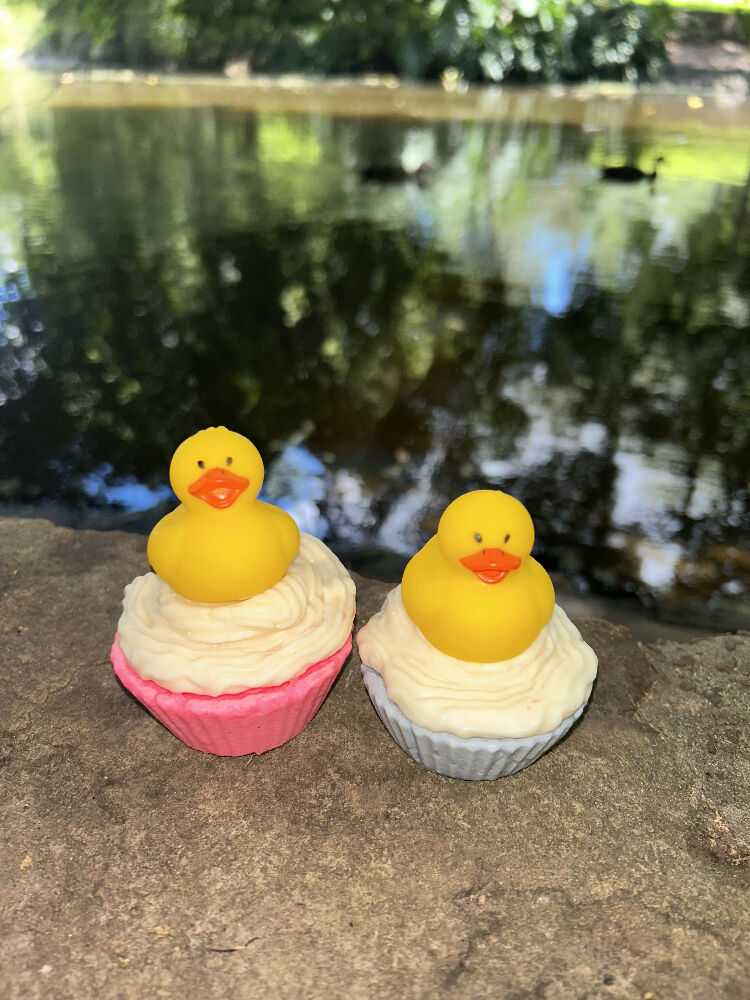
[356,587,597,739]
[118,534,355,695]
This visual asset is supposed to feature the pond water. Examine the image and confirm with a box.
[0,73,748,632]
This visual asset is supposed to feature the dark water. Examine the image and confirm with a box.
[0,81,748,630]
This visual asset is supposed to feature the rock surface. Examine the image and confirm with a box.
[1,517,748,999]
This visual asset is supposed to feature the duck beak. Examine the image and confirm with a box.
[188,467,250,509]
[459,547,521,584]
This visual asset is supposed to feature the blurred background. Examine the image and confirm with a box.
[0,0,748,638]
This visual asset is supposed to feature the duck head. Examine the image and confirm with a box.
[438,490,534,584]
[170,426,264,512]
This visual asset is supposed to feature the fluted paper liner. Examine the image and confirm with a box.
[111,632,352,756]
[362,664,585,780]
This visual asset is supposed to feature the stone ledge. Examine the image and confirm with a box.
[1,517,748,999]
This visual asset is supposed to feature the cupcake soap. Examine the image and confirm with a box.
[111,427,355,756]
[357,490,597,780]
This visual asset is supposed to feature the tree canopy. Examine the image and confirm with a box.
[26,0,677,82]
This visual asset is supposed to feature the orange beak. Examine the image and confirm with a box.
[459,547,521,584]
[188,467,250,509]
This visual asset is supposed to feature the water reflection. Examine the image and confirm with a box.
[0,89,748,630]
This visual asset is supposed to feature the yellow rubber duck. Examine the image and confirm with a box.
[401,490,554,662]
[147,427,300,603]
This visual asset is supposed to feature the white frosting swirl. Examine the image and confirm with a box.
[357,587,597,739]
[118,534,355,695]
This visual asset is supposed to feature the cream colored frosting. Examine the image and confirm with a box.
[357,587,597,739]
[117,534,355,696]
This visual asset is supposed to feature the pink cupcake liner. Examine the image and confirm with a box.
[110,632,352,756]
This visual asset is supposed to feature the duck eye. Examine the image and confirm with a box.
[504,533,510,543]
[474,532,482,544]
[226,456,233,466]
[197,460,205,469]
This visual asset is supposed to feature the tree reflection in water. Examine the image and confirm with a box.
[0,102,747,629]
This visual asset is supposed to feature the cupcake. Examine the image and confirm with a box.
[111,427,355,756]
[357,490,597,780]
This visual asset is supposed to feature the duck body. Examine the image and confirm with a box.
[402,540,554,662]
[147,427,300,603]
[360,162,431,186]
[600,156,663,183]
[401,490,555,662]
[148,499,299,604]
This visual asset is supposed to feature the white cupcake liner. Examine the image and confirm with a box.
[361,665,586,780]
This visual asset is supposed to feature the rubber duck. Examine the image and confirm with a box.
[401,490,554,662]
[147,427,300,603]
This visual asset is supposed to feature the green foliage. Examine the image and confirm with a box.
[32,0,187,64]
[177,0,675,81]
[431,0,676,83]
[26,0,676,82]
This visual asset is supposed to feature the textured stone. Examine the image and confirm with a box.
[1,517,748,999]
